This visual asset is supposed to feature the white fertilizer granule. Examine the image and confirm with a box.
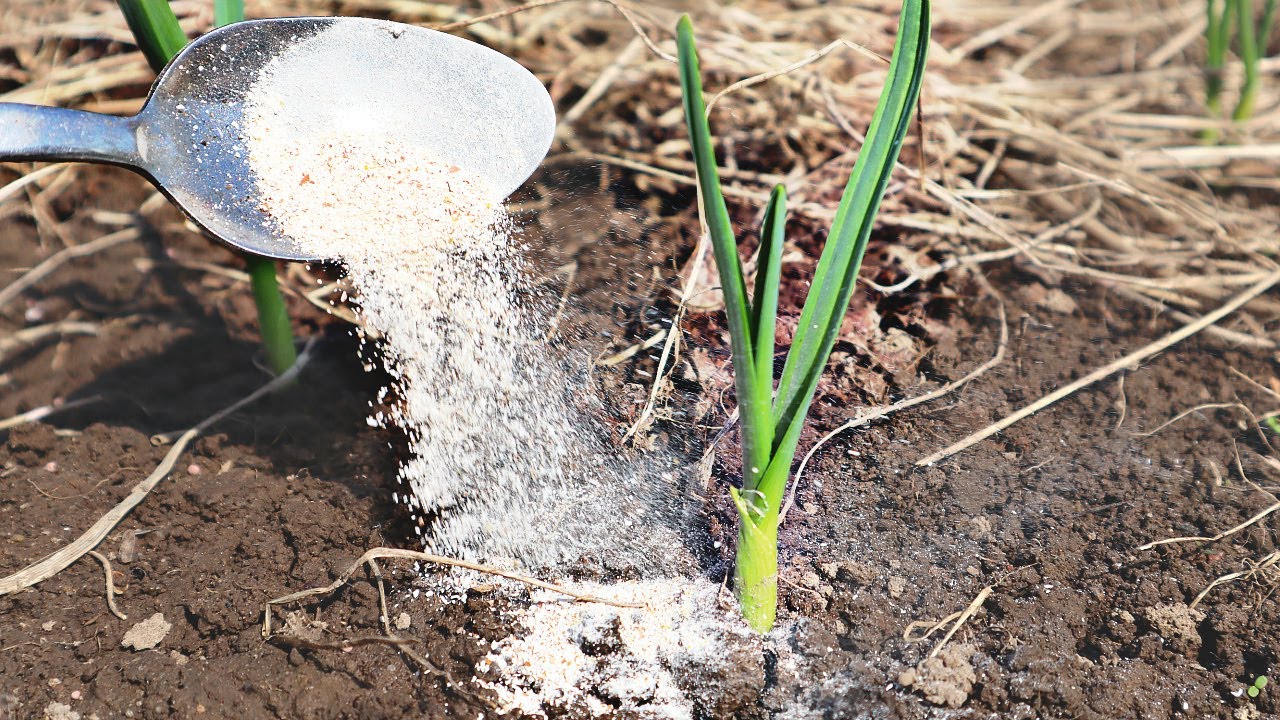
[240,23,693,572]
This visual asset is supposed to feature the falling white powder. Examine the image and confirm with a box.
[240,23,695,571]
[230,22,799,716]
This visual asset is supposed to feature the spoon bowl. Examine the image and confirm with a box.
[0,18,556,261]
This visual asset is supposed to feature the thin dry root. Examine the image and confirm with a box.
[261,547,645,672]
[268,632,438,673]
[0,396,100,432]
[926,586,993,659]
[1138,500,1280,551]
[1190,551,1280,609]
[0,228,141,311]
[263,546,643,643]
[87,550,126,620]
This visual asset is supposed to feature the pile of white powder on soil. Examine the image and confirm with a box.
[478,578,762,719]
[240,22,697,574]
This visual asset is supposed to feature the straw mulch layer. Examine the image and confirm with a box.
[2,0,1279,718]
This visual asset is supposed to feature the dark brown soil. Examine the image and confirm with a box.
[3,158,1279,720]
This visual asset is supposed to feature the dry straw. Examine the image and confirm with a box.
[5,0,1278,339]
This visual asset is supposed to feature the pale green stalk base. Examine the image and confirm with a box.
[1233,88,1258,122]
[734,514,779,633]
[1200,94,1223,144]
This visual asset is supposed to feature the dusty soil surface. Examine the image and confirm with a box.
[3,156,1278,720]
[3,0,1280,708]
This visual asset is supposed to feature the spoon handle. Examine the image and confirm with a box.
[0,104,142,168]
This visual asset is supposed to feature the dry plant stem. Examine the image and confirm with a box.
[0,341,313,596]
[543,261,579,340]
[0,429,197,596]
[262,547,642,638]
[917,269,1280,467]
[705,38,884,116]
[1113,373,1129,431]
[1131,143,1280,169]
[288,552,438,672]
[0,396,101,432]
[432,0,571,32]
[904,612,963,642]
[1190,551,1279,609]
[303,284,362,326]
[270,634,423,654]
[925,585,993,659]
[1138,500,1280,550]
[1131,402,1247,437]
[1110,285,1275,349]
[0,228,140,310]
[86,550,127,620]
[0,320,100,364]
[268,630,445,676]
[621,237,703,444]
[432,0,675,62]
[948,0,1085,61]
[0,164,66,205]
[598,328,667,367]
[562,36,645,124]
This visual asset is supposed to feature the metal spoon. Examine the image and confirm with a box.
[0,17,556,261]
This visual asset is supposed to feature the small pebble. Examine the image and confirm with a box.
[121,613,171,651]
[187,464,202,475]
[24,303,46,323]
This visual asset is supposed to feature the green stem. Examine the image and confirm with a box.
[1234,0,1261,121]
[1201,93,1223,144]
[678,0,928,633]
[213,0,243,28]
[730,488,778,633]
[118,0,299,375]
[1202,0,1231,141]
[248,256,299,375]
[214,0,294,376]
[117,0,188,73]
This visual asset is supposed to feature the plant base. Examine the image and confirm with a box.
[734,515,779,633]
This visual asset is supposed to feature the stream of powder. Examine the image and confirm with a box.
[239,27,692,572]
